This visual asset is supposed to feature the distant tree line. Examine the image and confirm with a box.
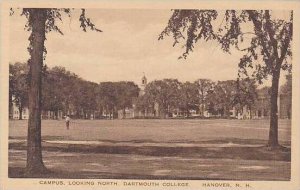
[9,62,291,120]
[136,78,258,118]
[9,62,29,119]
[9,62,139,119]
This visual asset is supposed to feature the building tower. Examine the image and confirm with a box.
[140,73,147,96]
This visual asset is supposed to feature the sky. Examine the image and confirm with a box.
[9,9,290,87]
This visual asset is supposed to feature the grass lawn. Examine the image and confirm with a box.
[9,119,291,142]
[8,119,291,180]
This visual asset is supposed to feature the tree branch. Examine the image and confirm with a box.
[264,10,279,60]
[278,22,292,68]
[246,10,272,63]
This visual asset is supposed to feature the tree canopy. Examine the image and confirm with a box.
[159,9,293,147]
[9,62,29,119]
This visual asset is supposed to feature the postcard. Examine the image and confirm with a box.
[0,0,299,189]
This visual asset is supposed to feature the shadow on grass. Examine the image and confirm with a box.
[8,167,197,179]
[8,137,292,146]
[9,142,291,162]
[9,167,274,180]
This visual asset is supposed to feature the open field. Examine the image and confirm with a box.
[8,119,291,180]
[9,119,291,142]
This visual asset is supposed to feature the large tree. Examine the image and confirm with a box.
[211,80,237,117]
[42,66,66,119]
[42,66,94,119]
[136,93,156,117]
[78,80,98,119]
[159,10,292,148]
[9,62,29,120]
[11,8,101,175]
[97,82,118,119]
[143,79,181,118]
[195,79,214,116]
[96,81,139,119]
[115,81,139,118]
[178,81,199,117]
[235,78,258,118]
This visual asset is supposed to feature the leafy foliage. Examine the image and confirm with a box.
[280,73,292,95]
[141,79,181,117]
[159,10,218,59]
[97,81,139,118]
[209,80,237,116]
[137,78,258,118]
[178,82,199,115]
[160,9,293,146]
[11,8,102,64]
[14,8,102,34]
[195,79,214,115]
[9,62,29,119]
[159,10,293,83]
[79,9,102,32]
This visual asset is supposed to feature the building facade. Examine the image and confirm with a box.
[10,97,63,120]
[11,103,29,120]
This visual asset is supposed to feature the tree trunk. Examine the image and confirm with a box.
[123,108,126,119]
[26,9,48,175]
[9,94,13,119]
[201,97,204,116]
[55,109,58,120]
[18,103,23,120]
[268,68,281,147]
[249,105,252,119]
[76,109,80,119]
[83,111,86,119]
[223,106,227,117]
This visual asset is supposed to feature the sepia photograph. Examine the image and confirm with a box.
[1,1,300,190]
